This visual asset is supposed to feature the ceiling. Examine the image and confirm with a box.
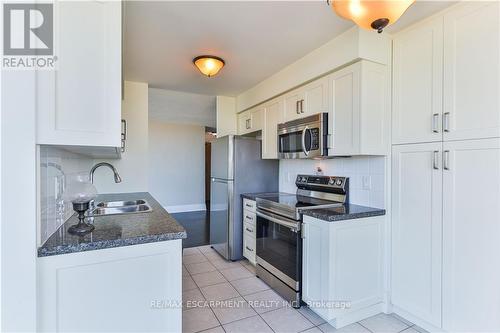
[124,1,455,97]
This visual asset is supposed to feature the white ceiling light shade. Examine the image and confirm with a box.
[331,0,415,33]
[193,55,225,78]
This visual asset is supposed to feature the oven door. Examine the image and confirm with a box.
[255,209,302,291]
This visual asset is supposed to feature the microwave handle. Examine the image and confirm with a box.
[301,126,310,156]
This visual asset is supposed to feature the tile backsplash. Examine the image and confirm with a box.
[279,156,386,208]
[39,146,94,245]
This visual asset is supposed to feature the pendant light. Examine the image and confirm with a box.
[193,55,225,77]
[331,0,415,33]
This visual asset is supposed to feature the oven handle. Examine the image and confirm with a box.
[301,126,310,156]
[256,210,300,231]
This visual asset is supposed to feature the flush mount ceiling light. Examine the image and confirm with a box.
[331,0,415,33]
[193,55,225,78]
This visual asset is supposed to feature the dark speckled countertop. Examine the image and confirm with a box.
[301,204,385,222]
[38,192,186,257]
[241,192,385,222]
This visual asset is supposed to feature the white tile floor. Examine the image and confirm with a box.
[182,245,427,333]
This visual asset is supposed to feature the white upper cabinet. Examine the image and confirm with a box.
[37,0,121,147]
[237,107,264,136]
[442,138,500,332]
[328,61,389,156]
[392,18,443,145]
[262,98,281,159]
[283,76,328,122]
[391,143,443,327]
[443,2,500,141]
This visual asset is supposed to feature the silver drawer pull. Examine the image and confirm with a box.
[245,203,252,208]
[245,228,253,233]
[245,246,253,252]
[432,113,439,133]
[245,215,253,220]
[443,112,450,132]
[433,150,439,170]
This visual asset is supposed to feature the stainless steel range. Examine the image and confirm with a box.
[255,174,349,307]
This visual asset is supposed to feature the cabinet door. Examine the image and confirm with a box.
[301,217,329,319]
[392,17,443,144]
[262,99,280,159]
[391,143,442,327]
[237,110,252,135]
[442,138,500,332]
[37,0,121,147]
[302,76,328,118]
[443,2,500,141]
[250,107,264,132]
[283,89,302,122]
[329,63,361,156]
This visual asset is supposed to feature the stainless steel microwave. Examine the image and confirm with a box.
[277,113,328,159]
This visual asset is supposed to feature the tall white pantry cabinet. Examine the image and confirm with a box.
[391,2,500,332]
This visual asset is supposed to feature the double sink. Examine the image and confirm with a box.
[89,199,152,217]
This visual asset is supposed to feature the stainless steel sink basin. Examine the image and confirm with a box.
[96,199,147,208]
[90,200,152,217]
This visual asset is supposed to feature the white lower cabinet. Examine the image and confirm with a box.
[391,138,500,332]
[391,143,442,327]
[242,199,256,265]
[442,138,500,332]
[302,215,384,328]
[37,240,182,332]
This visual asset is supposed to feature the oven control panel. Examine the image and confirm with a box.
[295,174,348,190]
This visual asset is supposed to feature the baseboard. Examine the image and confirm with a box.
[164,204,206,213]
[331,303,383,329]
[391,305,444,333]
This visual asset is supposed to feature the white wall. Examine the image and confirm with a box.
[280,157,386,209]
[148,121,206,212]
[1,70,37,331]
[149,88,216,127]
[93,81,149,193]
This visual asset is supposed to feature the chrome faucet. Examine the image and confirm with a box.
[87,163,122,219]
[89,162,122,184]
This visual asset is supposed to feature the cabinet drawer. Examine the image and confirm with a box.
[243,233,256,264]
[243,210,256,226]
[243,199,256,212]
[244,221,256,238]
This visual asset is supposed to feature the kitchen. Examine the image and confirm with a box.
[1,1,499,333]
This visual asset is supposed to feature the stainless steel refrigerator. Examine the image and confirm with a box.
[210,135,279,260]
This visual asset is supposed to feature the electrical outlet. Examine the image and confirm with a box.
[362,176,371,190]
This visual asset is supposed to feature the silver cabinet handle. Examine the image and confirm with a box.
[432,113,440,133]
[245,118,251,129]
[245,227,253,233]
[433,150,439,170]
[245,203,252,208]
[245,246,253,252]
[443,150,450,170]
[443,112,450,132]
[296,101,300,114]
[300,99,304,113]
[245,215,253,220]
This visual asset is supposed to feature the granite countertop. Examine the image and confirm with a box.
[301,204,385,222]
[38,192,187,257]
[241,192,286,201]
